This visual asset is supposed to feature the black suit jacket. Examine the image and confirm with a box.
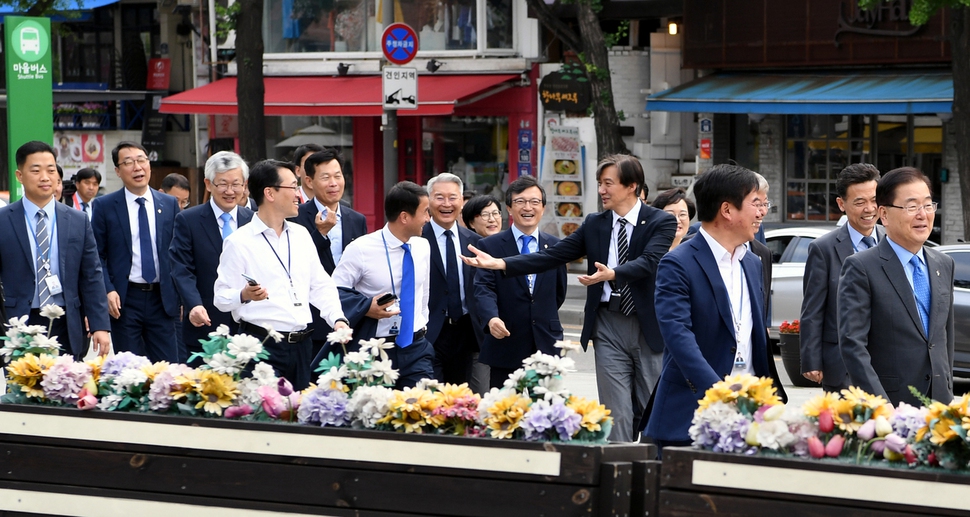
[504,203,676,351]
[476,229,567,369]
[169,203,254,350]
[422,222,482,346]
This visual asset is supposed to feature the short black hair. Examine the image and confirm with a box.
[462,195,502,228]
[111,141,147,167]
[56,165,64,180]
[15,141,55,169]
[384,181,428,222]
[652,187,696,221]
[294,144,324,168]
[836,163,880,199]
[161,172,190,192]
[596,154,647,198]
[876,167,932,208]
[505,175,546,206]
[693,164,759,223]
[303,148,343,179]
[248,159,295,207]
[74,167,102,184]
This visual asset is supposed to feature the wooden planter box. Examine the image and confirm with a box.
[659,447,970,517]
[0,405,658,517]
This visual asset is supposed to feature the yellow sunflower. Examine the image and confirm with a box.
[840,386,887,409]
[141,361,170,381]
[7,353,56,399]
[567,395,612,434]
[192,370,239,416]
[803,392,842,418]
[171,372,199,402]
[380,388,435,433]
[484,393,531,439]
[435,383,476,406]
[85,355,105,383]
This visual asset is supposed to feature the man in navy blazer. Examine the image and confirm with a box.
[475,176,567,388]
[465,155,676,442]
[92,141,180,362]
[645,164,774,451]
[422,173,482,384]
[0,141,111,357]
[170,151,254,363]
[289,149,368,355]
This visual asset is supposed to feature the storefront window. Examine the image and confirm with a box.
[486,0,513,49]
[263,0,485,53]
[785,115,869,222]
[421,116,508,198]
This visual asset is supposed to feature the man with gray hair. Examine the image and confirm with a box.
[170,151,255,363]
[422,173,483,385]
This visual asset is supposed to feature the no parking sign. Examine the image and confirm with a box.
[381,23,418,65]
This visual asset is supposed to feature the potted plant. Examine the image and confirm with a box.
[778,320,812,388]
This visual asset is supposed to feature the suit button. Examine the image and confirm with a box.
[926,374,932,381]
[731,347,737,353]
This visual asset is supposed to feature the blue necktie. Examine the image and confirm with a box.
[444,230,463,320]
[35,211,52,308]
[398,242,415,347]
[910,255,931,337]
[520,234,535,294]
[861,235,876,250]
[220,212,233,240]
[136,197,157,283]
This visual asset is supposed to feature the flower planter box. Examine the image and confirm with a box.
[659,447,970,516]
[0,404,658,516]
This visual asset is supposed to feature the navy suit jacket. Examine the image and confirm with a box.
[504,203,676,352]
[645,234,772,442]
[422,223,483,346]
[0,201,110,356]
[91,188,180,318]
[169,203,254,349]
[475,229,567,369]
[290,200,367,342]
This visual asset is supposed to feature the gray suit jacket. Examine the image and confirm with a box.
[800,225,884,390]
[838,238,955,406]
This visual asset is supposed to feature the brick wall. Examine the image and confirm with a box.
[942,121,965,243]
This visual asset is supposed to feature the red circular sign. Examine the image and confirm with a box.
[381,23,419,65]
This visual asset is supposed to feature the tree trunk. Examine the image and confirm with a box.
[952,6,970,241]
[575,1,630,159]
[235,0,266,163]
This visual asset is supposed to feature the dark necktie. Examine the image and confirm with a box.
[444,230,463,321]
[520,234,535,294]
[35,211,52,308]
[136,197,157,283]
[81,201,89,213]
[615,219,635,316]
[398,242,415,347]
[910,255,931,337]
[861,235,876,250]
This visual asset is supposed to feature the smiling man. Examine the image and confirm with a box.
[800,163,882,391]
[92,141,180,362]
[839,167,954,406]
[463,155,676,442]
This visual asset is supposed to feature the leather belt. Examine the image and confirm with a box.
[384,327,427,344]
[128,282,159,292]
[239,320,312,344]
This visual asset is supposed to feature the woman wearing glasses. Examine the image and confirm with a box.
[652,188,695,251]
[462,195,503,238]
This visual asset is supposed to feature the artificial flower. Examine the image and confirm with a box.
[483,392,531,439]
[39,304,65,320]
[193,370,240,416]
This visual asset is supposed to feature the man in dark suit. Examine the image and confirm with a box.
[290,148,367,355]
[840,167,954,406]
[0,141,111,358]
[801,163,882,392]
[293,143,323,204]
[170,151,254,364]
[68,167,100,220]
[644,164,773,451]
[422,173,482,384]
[465,155,676,442]
[92,141,180,362]
[475,175,567,388]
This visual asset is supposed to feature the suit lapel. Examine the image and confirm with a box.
[201,205,223,251]
[11,202,34,269]
[115,191,132,252]
[151,190,167,253]
[531,233,553,293]
[423,224,445,279]
[55,203,71,276]
[502,230,530,292]
[926,249,949,337]
[628,204,650,253]
[593,210,612,264]
[878,242,924,337]
[834,225,854,263]
[691,237,736,335]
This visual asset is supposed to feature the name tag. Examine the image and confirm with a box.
[46,275,63,296]
[288,286,303,307]
[387,315,402,335]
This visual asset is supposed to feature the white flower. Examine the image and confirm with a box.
[228,334,263,363]
[756,419,796,450]
[414,378,441,391]
[533,375,570,402]
[359,338,394,361]
[207,352,242,375]
[347,385,392,428]
[30,334,61,352]
[114,369,149,391]
[343,351,369,365]
[363,359,399,385]
[208,324,231,338]
[97,393,124,411]
[262,323,284,343]
[501,368,528,390]
[5,315,29,330]
[22,325,48,336]
[251,362,278,385]
[237,378,264,407]
[553,339,582,356]
[523,352,575,377]
[327,326,354,345]
[316,365,349,389]
[39,304,65,320]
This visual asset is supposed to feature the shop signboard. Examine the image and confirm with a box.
[147,58,171,91]
[5,16,53,202]
[142,94,167,161]
[540,126,585,240]
[539,63,591,113]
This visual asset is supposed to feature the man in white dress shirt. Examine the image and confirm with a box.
[214,160,348,389]
[333,181,434,388]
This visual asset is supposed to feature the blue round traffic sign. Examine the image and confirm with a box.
[381,23,419,65]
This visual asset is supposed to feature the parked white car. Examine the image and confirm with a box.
[764,226,837,337]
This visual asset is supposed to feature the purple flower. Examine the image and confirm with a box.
[101,352,151,377]
[521,400,581,441]
[298,387,351,427]
[277,377,294,396]
[885,433,907,454]
[41,356,91,404]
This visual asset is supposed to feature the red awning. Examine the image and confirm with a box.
[159,74,520,116]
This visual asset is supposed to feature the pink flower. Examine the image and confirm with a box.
[818,410,834,433]
[857,419,876,441]
[904,444,917,465]
[807,436,825,459]
[225,405,253,418]
[870,439,886,456]
[258,384,300,420]
[825,435,845,457]
[76,388,97,410]
[884,433,907,453]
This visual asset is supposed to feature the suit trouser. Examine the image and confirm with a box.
[112,285,177,363]
[431,314,476,385]
[593,307,663,442]
[389,337,435,389]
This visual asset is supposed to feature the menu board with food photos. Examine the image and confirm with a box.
[541,126,584,239]
[55,131,106,179]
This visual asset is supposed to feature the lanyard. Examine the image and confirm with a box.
[261,229,292,284]
[380,231,398,298]
[26,205,56,266]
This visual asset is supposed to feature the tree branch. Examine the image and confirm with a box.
[522,0,584,54]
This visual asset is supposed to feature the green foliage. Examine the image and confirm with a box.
[857,0,969,26]
[909,385,934,406]
[604,20,630,48]
[557,61,589,82]
[215,1,240,41]
[616,110,626,121]
[314,351,343,373]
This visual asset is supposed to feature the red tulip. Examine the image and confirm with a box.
[225,405,253,418]
[818,409,834,433]
[825,435,845,457]
[807,436,825,458]
[904,445,917,465]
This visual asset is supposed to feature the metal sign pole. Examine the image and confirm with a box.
[381,1,398,197]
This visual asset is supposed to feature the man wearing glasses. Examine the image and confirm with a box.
[92,141,180,361]
[840,167,955,406]
[170,151,255,364]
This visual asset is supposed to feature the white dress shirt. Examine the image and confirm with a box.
[600,199,642,302]
[314,199,344,265]
[213,214,345,332]
[699,227,754,375]
[428,219,467,313]
[124,188,160,283]
[211,197,239,233]
[333,225,431,338]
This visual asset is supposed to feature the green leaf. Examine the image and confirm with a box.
[314,351,343,373]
